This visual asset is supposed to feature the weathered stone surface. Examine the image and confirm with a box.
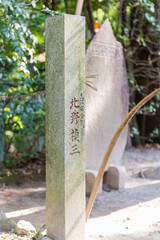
[0,208,7,221]
[45,14,85,240]
[103,164,126,190]
[0,208,16,231]
[13,220,36,236]
[0,219,16,231]
[138,166,160,179]
[86,170,102,196]
[85,19,129,177]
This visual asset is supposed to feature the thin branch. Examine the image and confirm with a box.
[0,80,18,87]
[0,91,45,101]
[86,88,160,221]
[64,0,69,13]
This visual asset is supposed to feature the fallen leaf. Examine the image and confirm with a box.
[103,186,111,192]
[123,217,131,222]
[4,192,12,197]
[6,171,12,177]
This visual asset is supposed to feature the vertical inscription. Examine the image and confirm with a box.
[70,93,84,155]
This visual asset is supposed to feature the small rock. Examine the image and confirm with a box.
[0,219,17,231]
[0,208,7,221]
[141,167,160,179]
[134,166,160,179]
[13,220,36,236]
[34,224,46,239]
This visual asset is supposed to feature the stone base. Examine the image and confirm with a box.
[85,170,102,197]
[103,164,126,190]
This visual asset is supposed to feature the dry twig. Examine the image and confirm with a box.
[86,88,160,221]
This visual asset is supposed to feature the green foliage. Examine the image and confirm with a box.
[84,0,160,143]
[94,0,160,143]
[130,127,140,137]
[0,0,159,165]
[0,0,48,161]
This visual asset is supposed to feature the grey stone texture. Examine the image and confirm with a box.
[0,208,7,220]
[0,208,16,231]
[45,14,85,240]
[85,19,129,191]
[0,219,17,231]
[86,170,102,196]
[103,164,126,190]
[138,166,160,179]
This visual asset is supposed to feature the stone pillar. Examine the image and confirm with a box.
[45,14,85,240]
[85,19,129,193]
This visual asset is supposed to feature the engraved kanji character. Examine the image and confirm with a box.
[70,144,80,155]
[70,97,79,109]
[70,128,79,142]
[71,111,79,124]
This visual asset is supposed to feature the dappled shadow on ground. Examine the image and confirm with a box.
[87,179,160,240]
[90,181,160,219]
[0,182,46,230]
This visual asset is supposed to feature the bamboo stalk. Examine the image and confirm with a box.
[75,0,84,15]
[86,88,160,221]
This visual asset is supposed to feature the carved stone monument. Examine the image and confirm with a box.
[85,19,129,194]
[45,14,85,240]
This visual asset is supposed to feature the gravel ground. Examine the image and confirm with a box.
[0,147,160,240]
[87,147,160,240]
[0,232,34,239]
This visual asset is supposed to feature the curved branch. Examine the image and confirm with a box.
[86,88,160,221]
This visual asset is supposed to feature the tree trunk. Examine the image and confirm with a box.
[129,2,160,144]
[64,0,68,13]
[155,0,160,25]
[0,103,5,162]
[115,0,125,37]
[0,132,5,162]
[51,0,57,10]
[85,0,95,38]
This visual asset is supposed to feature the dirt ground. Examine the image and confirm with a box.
[0,147,160,240]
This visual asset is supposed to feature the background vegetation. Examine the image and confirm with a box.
[0,0,159,167]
